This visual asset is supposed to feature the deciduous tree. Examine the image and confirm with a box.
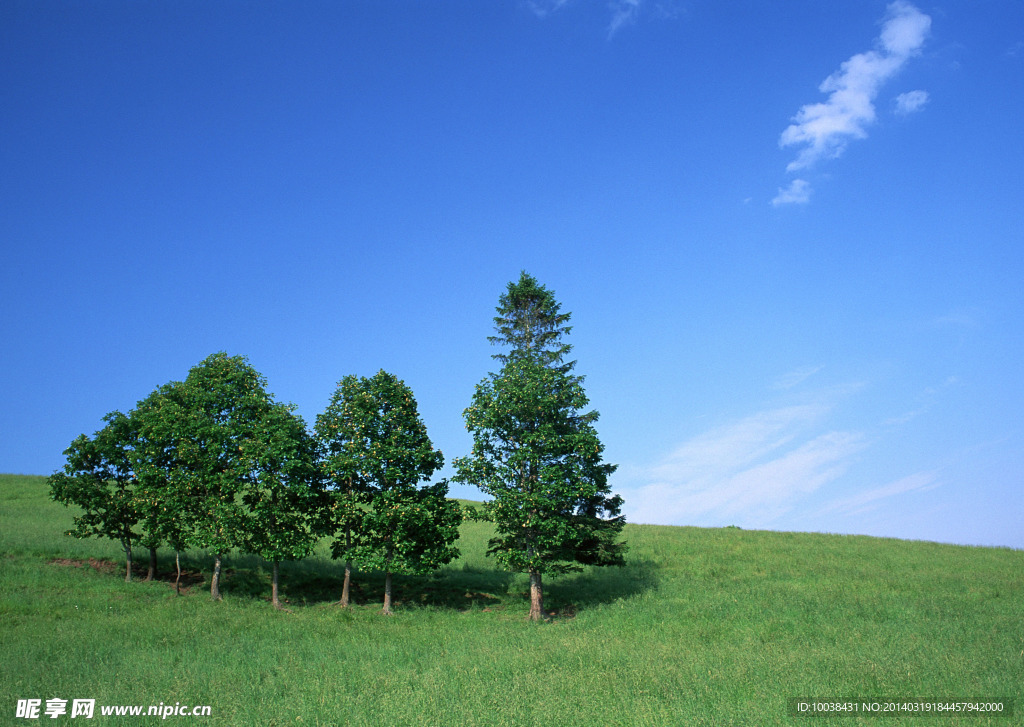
[239,402,325,609]
[314,375,372,608]
[135,353,279,600]
[49,411,145,582]
[320,370,460,614]
[132,381,193,593]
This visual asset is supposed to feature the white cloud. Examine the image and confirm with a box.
[647,404,830,482]
[525,0,573,19]
[527,0,678,37]
[894,89,929,116]
[773,365,824,390]
[608,0,643,37]
[931,309,980,329]
[716,432,865,518]
[881,408,925,427]
[818,470,940,517]
[627,402,867,526]
[772,178,812,206]
[633,430,866,526]
[778,2,931,172]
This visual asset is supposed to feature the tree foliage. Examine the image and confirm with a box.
[50,353,465,612]
[131,353,281,599]
[47,334,622,620]
[48,410,145,582]
[314,374,372,607]
[317,370,460,614]
[488,270,573,370]
[56,352,328,603]
[315,377,379,492]
[238,401,325,608]
[455,273,625,620]
[131,383,185,538]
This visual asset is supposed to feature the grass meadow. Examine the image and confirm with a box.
[1,472,1021,725]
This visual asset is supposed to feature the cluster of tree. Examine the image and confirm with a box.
[50,272,625,620]
[49,357,457,612]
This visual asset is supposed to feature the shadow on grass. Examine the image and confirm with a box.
[48,556,207,594]
[334,566,517,613]
[172,553,518,612]
[540,557,661,618]
[51,550,660,617]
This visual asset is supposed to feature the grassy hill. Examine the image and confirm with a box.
[1,472,1020,725]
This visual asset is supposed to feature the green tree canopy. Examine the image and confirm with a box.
[239,401,325,608]
[314,374,374,607]
[49,410,145,582]
[455,273,625,620]
[318,370,460,614]
[133,352,286,600]
[489,270,573,371]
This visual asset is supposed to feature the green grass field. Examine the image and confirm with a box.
[1,473,1020,726]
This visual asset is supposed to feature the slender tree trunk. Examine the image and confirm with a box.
[338,526,352,607]
[174,551,182,595]
[146,547,157,581]
[271,561,281,609]
[381,544,396,615]
[340,560,352,608]
[123,541,133,583]
[211,553,223,601]
[382,570,393,615]
[528,570,544,621]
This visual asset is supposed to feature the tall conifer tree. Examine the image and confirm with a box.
[488,271,573,371]
[455,272,626,621]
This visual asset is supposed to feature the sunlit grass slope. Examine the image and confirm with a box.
[1,473,1021,726]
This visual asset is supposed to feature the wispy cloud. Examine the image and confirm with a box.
[894,89,929,116]
[648,404,831,481]
[526,0,678,38]
[627,401,867,526]
[608,0,682,36]
[608,0,643,37]
[883,373,961,429]
[772,178,812,206]
[525,0,572,19]
[618,365,1009,545]
[776,1,931,182]
[931,309,980,329]
[818,470,940,517]
[772,365,824,390]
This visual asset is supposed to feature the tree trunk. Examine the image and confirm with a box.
[271,560,281,609]
[339,560,352,608]
[211,553,223,601]
[146,547,157,581]
[382,570,393,615]
[528,570,544,621]
[123,542,133,583]
[338,524,352,607]
[174,551,182,595]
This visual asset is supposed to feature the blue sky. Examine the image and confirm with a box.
[3,1,1022,549]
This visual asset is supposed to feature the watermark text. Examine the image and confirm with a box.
[15,698,211,719]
